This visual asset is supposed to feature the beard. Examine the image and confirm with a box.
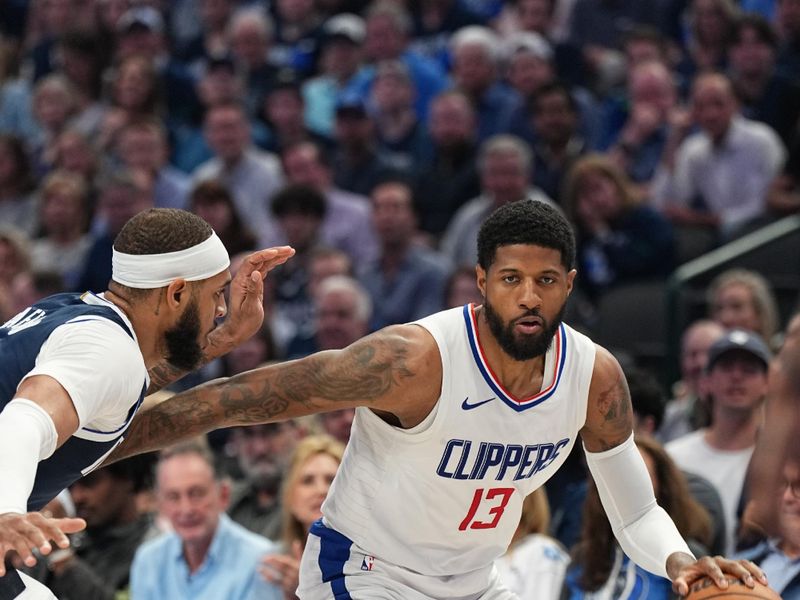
[239,458,283,494]
[483,298,566,361]
[163,298,204,371]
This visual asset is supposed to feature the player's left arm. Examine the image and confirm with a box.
[580,346,764,595]
[144,246,294,393]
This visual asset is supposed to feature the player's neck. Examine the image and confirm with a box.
[103,290,163,368]
[475,311,547,398]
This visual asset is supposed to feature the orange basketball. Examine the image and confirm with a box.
[685,576,782,600]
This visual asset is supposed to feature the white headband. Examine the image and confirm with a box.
[112,232,230,289]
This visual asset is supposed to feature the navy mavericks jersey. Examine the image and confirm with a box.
[0,293,146,511]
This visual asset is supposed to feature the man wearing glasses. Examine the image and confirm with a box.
[737,459,800,599]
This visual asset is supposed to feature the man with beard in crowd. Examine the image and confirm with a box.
[110,200,764,599]
[0,208,293,599]
[226,421,303,540]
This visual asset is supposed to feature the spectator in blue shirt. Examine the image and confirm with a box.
[737,458,800,600]
[130,440,282,600]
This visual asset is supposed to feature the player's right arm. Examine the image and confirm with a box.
[745,313,800,535]
[108,323,442,463]
[0,377,87,576]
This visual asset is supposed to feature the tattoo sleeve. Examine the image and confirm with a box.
[109,331,416,464]
[582,351,635,453]
[592,371,633,451]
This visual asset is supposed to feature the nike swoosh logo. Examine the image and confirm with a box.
[461,396,496,410]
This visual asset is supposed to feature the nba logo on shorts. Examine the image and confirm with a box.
[361,556,375,571]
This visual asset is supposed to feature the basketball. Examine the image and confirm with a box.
[685,576,782,600]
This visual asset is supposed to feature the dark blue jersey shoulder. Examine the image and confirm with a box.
[0,293,147,510]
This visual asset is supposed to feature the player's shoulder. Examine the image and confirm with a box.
[371,322,441,364]
[588,343,623,379]
[55,316,141,357]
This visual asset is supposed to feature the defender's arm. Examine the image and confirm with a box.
[109,324,440,463]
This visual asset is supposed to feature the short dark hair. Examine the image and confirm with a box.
[113,208,213,255]
[477,200,575,271]
[104,453,156,493]
[271,184,327,218]
[74,453,156,494]
[531,80,578,114]
[625,367,666,430]
[732,14,779,48]
[0,134,35,194]
[371,179,419,215]
[624,25,667,52]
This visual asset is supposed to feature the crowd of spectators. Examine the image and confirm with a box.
[3,0,800,598]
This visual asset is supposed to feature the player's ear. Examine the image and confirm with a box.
[476,264,487,298]
[566,269,577,295]
[165,278,189,309]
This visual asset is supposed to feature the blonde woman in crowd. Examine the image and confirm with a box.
[30,170,91,288]
[261,434,345,600]
[707,268,781,347]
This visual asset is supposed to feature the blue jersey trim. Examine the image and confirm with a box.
[311,519,353,599]
[462,304,568,412]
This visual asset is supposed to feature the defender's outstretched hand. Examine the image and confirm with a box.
[669,553,767,596]
[215,246,295,347]
[0,511,86,576]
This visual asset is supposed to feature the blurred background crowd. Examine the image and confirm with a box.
[1,0,800,598]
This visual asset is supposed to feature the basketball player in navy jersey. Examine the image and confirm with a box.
[0,208,293,598]
[110,200,764,599]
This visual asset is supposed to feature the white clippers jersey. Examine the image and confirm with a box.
[322,304,597,584]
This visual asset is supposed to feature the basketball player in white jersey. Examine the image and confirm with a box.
[0,208,294,599]
[110,200,765,599]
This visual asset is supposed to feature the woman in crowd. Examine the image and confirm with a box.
[97,55,162,152]
[188,179,257,256]
[707,268,781,347]
[564,436,713,599]
[30,169,92,290]
[30,74,79,175]
[563,154,675,301]
[677,0,738,84]
[260,435,345,600]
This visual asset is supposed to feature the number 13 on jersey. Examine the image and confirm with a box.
[458,487,515,531]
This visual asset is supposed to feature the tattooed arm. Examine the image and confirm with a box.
[107,324,441,464]
[579,345,633,452]
[579,346,764,591]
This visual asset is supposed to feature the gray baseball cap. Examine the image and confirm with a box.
[706,329,772,372]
